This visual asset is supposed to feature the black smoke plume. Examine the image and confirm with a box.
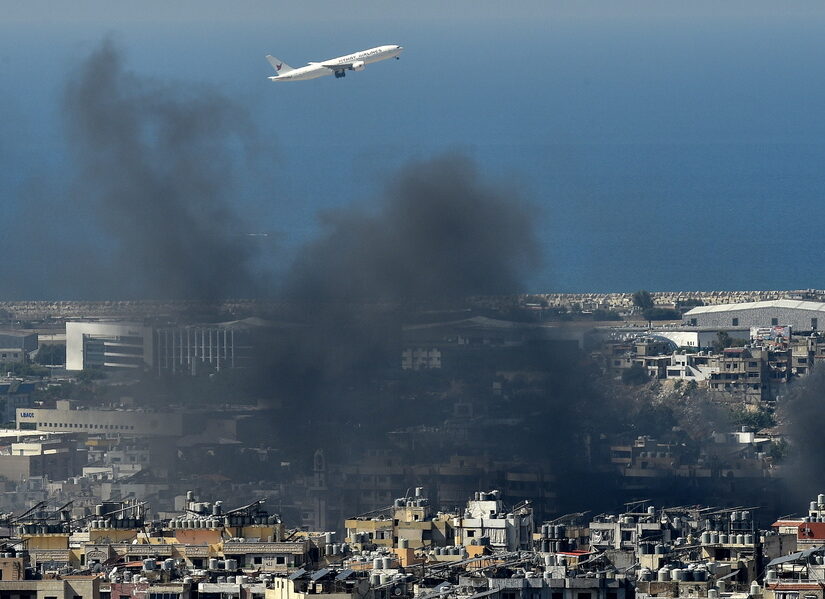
[781,370,825,510]
[62,39,260,300]
[286,155,539,303]
[252,154,542,436]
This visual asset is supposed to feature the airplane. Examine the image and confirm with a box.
[266,45,403,81]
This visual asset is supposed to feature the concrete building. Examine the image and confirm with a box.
[451,490,534,551]
[66,321,153,371]
[0,330,38,358]
[154,317,272,374]
[0,436,78,482]
[16,400,183,436]
[0,381,35,424]
[684,300,825,332]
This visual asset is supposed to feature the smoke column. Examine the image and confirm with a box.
[782,370,825,509]
[286,154,539,303]
[62,39,260,300]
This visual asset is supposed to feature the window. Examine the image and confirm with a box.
[467,530,475,537]
[276,556,286,564]
[577,593,592,599]
[254,556,263,565]
[813,318,818,330]
[732,318,739,326]
[690,318,697,326]
[772,318,779,326]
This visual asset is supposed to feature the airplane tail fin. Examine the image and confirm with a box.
[266,55,294,75]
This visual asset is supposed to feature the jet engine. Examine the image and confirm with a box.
[351,61,366,71]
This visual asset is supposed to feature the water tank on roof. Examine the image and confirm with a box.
[719,534,728,544]
[399,538,409,549]
[382,557,392,569]
[225,559,238,571]
[657,567,670,582]
[638,568,651,582]
[142,559,155,571]
[751,582,761,596]
[745,534,754,545]
[208,558,219,570]
[373,558,382,569]
[227,576,236,584]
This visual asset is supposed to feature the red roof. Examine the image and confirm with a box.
[798,522,825,539]
[772,520,803,528]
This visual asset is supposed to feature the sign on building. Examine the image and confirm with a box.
[750,325,792,345]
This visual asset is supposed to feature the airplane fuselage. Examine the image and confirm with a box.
[269,45,403,81]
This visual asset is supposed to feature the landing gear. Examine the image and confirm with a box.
[335,70,346,78]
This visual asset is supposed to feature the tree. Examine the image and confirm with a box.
[35,344,66,366]
[643,307,681,321]
[677,298,705,311]
[712,332,746,352]
[622,363,649,385]
[632,290,654,310]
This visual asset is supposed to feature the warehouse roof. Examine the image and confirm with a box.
[684,299,825,316]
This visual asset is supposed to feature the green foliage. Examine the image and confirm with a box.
[729,406,775,431]
[35,344,65,366]
[76,368,107,383]
[0,362,49,378]
[677,298,705,310]
[767,439,789,461]
[643,307,681,321]
[592,309,621,321]
[713,332,748,352]
[632,290,655,310]
[622,363,650,386]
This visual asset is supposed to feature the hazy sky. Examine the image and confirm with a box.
[2,1,825,296]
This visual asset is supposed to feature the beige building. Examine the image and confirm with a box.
[17,400,182,437]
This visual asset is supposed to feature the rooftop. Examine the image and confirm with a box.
[684,299,825,316]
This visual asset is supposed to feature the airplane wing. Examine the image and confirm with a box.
[319,61,357,71]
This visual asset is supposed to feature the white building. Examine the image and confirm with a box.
[684,300,825,332]
[451,490,533,551]
[65,321,153,371]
